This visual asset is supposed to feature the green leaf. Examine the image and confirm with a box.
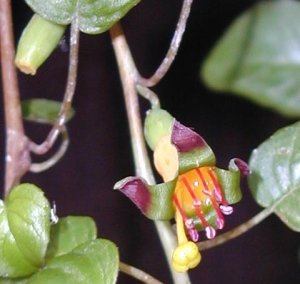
[0,184,50,278]
[25,0,140,34]
[21,99,75,124]
[0,277,28,284]
[201,0,300,117]
[248,121,300,231]
[28,239,119,284]
[46,216,97,259]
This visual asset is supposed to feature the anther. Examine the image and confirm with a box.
[205,226,216,239]
[220,205,233,215]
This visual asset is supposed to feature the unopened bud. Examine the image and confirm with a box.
[144,108,174,151]
[15,14,66,75]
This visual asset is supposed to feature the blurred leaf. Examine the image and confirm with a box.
[248,121,300,231]
[28,239,119,284]
[25,0,140,34]
[0,277,28,284]
[21,99,74,124]
[46,216,97,259]
[0,184,50,278]
[201,0,300,117]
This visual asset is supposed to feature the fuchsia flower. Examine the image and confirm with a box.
[114,109,249,272]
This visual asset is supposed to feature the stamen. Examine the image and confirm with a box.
[181,176,209,228]
[207,169,228,206]
[185,219,199,242]
[195,168,225,230]
[173,193,188,223]
[216,217,224,230]
[185,218,194,229]
[173,194,199,242]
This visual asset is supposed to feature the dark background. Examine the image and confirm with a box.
[1,0,299,283]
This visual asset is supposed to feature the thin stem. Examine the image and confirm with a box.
[0,0,31,195]
[119,262,163,284]
[137,0,193,87]
[110,23,191,284]
[136,85,160,109]
[30,125,69,173]
[29,13,80,156]
[198,207,273,250]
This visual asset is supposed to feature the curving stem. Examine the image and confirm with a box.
[29,11,80,159]
[137,0,193,87]
[119,262,164,284]
[30,125,69,173]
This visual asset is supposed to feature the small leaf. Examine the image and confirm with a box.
[0,184,50,278]
[46,216,97,259]
[248,121,300,231]
[28,239,119,284]
[21,99,75,124]
[25,0,140,34]
[201,0,300,117]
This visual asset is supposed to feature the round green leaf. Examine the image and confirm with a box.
[248,121,300,231]
[46,216,97,259]
[0,184,50,278]
[21,99,75,124]
[201,0,300,117]
[28,239,119,284]
[25,0,140,34]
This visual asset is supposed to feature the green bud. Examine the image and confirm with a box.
[144,109,174,150]
[15,14,67,75]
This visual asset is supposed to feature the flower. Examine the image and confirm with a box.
[114,109,249,272]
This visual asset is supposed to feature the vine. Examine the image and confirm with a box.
[1,0,299,283]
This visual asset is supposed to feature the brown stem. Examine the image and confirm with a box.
[30,125,69,173]
[0,0,31,195]
[29,13,80,158]
[137,0,193,87]
[119,262,164,284]
[110,23,151,179]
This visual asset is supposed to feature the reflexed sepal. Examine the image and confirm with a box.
[114,177,176,220]
[229,158,251,176]
[215,158,250,204]
[171,121,216,174]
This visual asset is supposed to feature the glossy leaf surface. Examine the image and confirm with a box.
[202,0,300,117]
[25,0,140,34]
[46,216,97,259]
[28,239,119,284]
[0,184,50,278]
[21,99,74,124]
[249,121,300,231]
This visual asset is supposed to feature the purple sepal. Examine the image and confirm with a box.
[114,177,150,215]
[230,158,251,176]
[171,120,207,152]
